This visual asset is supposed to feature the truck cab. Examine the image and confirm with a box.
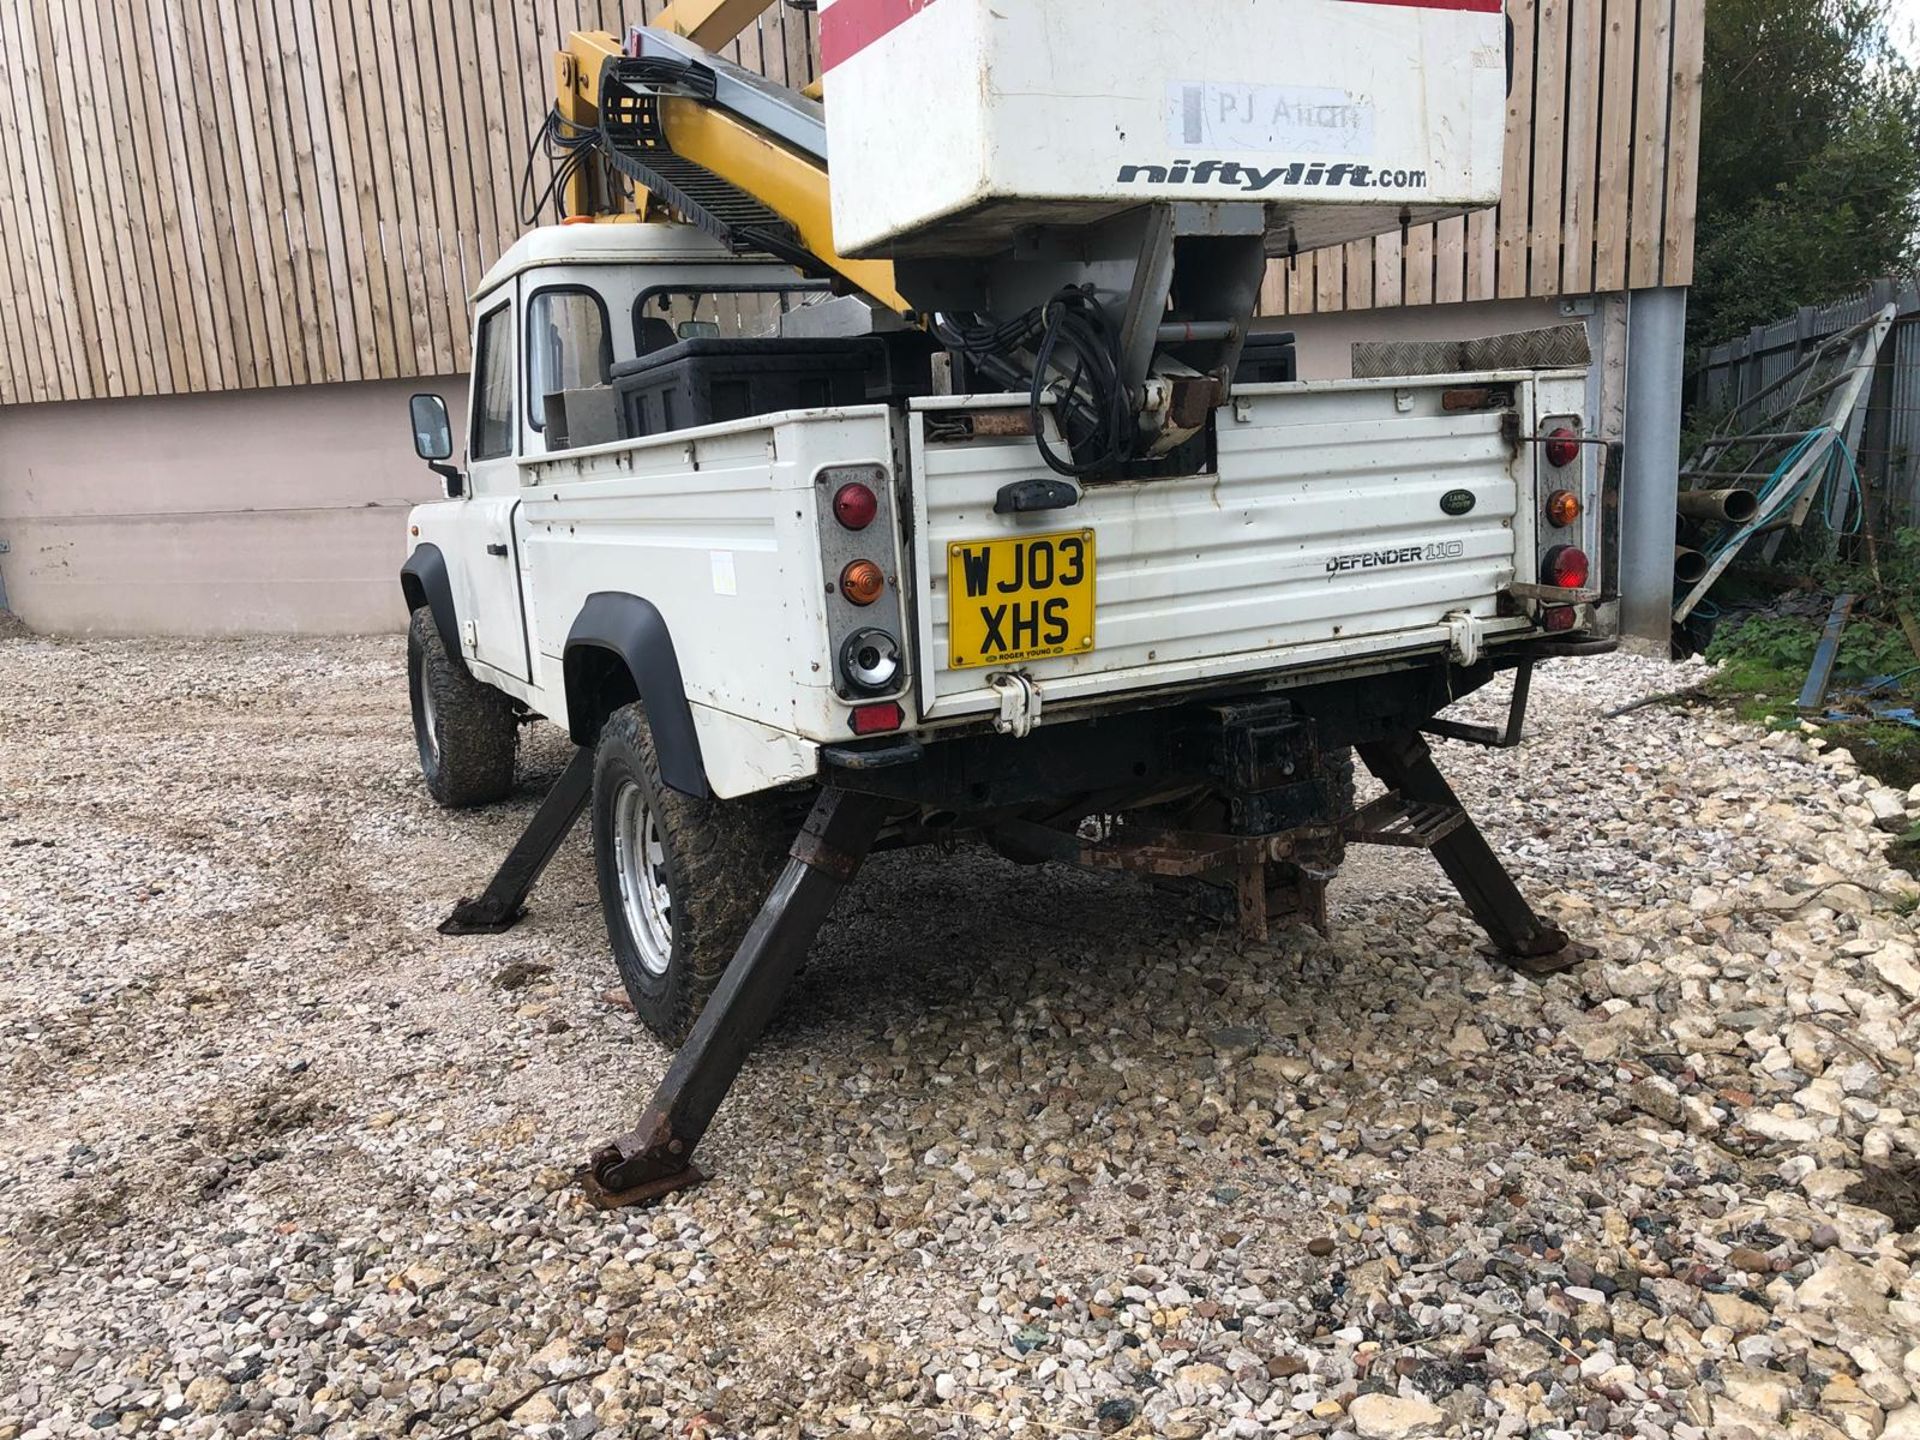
[408,224,820,706]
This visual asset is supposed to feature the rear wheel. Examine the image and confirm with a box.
[408,608,518,808]
[591,703,789,1046]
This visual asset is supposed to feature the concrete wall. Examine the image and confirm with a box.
[0,293,1600,637]
[0,378,466,635]
[1263,297,1570,380]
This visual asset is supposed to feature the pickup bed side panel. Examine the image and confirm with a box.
[517,408,902,799]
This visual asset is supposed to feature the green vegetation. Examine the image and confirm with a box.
[1691,0,1920,351]
[1701,532,1920,803]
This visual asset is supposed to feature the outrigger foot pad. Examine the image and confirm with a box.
[1494,940,1596,978]
[435,747,596,937]
[577,1160,708,1209]
[439,898,530,935]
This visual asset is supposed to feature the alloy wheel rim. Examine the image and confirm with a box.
[612,780,674,977]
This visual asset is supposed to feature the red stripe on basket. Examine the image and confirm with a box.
[820,0,945,72]
[821,0,1500,73]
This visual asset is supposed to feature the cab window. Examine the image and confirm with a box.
[527,288,613,432]
[634,284,832,355]
[471,303,515,461]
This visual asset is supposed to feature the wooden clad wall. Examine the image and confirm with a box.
[0,0,1697,406]
[1262,0,1703,318]
[0,0,820,405]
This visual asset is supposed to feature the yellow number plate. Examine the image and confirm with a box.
[946,529,1096,670]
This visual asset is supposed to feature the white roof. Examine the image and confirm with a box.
[473,223,753,298]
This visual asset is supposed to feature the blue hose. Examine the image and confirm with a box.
[1692,426,1865,576]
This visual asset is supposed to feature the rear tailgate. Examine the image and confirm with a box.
[908,379,1537,720]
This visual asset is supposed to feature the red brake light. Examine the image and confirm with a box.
[833,483,878,531]
[1542,545,1590,589]
[1541,605,1577,633]
[850,702,903,735]
[1545,427,1581,469]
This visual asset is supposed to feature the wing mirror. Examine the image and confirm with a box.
[409,393,465,498]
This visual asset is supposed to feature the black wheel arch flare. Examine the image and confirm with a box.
[400,544,464,674]
[563,592,709,800]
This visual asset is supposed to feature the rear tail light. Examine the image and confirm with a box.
[850,702,904,735]
[839,560,887,606]
[1545,490,1582,527]
[1544,427,1581,468]
[1541,545,1590,589]
[1541,605,1577,633]
[841,629,902,693]
[833,482,878,531]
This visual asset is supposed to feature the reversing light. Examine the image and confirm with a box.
[839,559,886,606]
[1541,545,1590,589]
[1545,427,1581,468]
[850,702,904,735]
[841,629,902,693]
[833,482,879,531]
[1545,490,1582,527]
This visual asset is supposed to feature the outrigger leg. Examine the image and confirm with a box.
[579,788,888,1208]
[1353,731,1589,976]
[439,747,595,935]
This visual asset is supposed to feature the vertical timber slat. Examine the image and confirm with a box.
[1527,0,1568,297]
[1560,0,1603,293]
[0,1,1705,396]
[1662,0,1703,288]
[1627,0,1673,289]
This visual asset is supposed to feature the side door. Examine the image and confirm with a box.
[454,294,534,684]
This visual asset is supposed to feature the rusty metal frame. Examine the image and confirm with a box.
[989,816,1343,943]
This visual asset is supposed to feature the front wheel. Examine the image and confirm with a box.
[591,704,789,1046]
[408,609,518,808]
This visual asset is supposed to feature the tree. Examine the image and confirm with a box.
[1690,0,1920,349]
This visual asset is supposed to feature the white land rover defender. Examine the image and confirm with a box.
[402,220,1607,1046]
[395,4,1634,1204]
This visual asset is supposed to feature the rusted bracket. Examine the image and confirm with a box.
[1423,661,1533,750]
[988,817,1340,942]
[579,788,888,1208]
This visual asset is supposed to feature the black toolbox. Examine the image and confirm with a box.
[611,335,934,439]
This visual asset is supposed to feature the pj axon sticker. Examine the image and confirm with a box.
[1167,82,1376,156]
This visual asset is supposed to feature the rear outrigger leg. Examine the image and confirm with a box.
[579,788,888,1208]
[439,747,595,935]
[1354,731,1590,977]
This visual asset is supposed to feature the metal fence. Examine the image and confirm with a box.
[1693,277,1920,529]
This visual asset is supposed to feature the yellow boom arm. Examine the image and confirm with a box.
[549,6,905,311]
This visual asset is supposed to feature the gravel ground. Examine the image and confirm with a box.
[4,634,1920,1440]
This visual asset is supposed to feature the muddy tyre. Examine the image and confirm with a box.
[591,703,790,1047]
[408,608,518,808]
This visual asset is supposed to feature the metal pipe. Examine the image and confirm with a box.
[1676,488,1760,524]
[1156,320,1238,344]
[1674,546,1708,584]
